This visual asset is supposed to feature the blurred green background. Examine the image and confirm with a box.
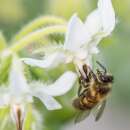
[0,0,130,130]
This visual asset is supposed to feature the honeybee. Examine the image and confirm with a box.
[73,61,114,123]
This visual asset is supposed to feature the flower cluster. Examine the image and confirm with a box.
[0,55,77,129]
[0,0,116,129]
[23,0,115,73]
[21,0,115,119]
[0,56,77,109]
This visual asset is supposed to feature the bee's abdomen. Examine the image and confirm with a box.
[73,98,87,110]
[73,94,98,111]
[82,95,97,109]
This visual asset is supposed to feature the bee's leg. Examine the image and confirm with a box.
[80,88,88,97]
[79,65,90,82]
[89,69,98,82]
[82,64,91,82]
[78,77,83,97]
[78,84,82,97]
[96,61,107,74]
[82,64,88,75]
[78,83,90,97]
[78,67,90,96]
[79,69,87,80]
[78,72,90,96]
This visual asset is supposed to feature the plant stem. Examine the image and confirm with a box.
[10,25,67,53]
[13,16,66,41]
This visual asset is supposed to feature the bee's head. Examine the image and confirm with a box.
[97,70,114,83]
[100,74,114,83]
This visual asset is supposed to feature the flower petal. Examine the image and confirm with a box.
[32,91,62,110]
[22,52,66,69]
[9,56,29,94]
[64,14,90,52]
[0,87,10,107]
[98,0,115,35]
[85,10,101,37]
[85,0,115,38]
[41,71,77,96]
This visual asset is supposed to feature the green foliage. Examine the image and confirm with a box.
[0,32,7,51]
[0,55,12,85]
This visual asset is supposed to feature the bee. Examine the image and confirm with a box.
[73,61,114,123]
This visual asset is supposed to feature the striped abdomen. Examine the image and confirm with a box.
[73,89,98,110]
[73,85,111,111]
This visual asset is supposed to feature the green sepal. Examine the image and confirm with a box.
[0,55,12,85]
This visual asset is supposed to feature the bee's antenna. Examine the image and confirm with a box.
[96,61,107,74]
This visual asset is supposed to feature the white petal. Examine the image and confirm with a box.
[64,14,90,52]
[0,97,9,108]
[22,52,66,69]
[85,0,115,38]
[22,58,48,67]
[41,71,77,96]
[90,46,99,54]
[84,55,93,68]
[32,91,62,110]
[0,87,10,107]
[98,0,115,35]
[9,56,29,94]
[85,9,101,37]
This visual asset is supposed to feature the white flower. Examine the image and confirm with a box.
[0,56,77,128]
[0,56,77,110]
[0,56,33,108]
[29,71,77,110]
[22,0,115,71]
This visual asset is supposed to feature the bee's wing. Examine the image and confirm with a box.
[94,100,107,121]
[74,110,91,124]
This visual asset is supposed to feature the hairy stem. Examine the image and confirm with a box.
[10,25,67,53]
[13,16,66,41]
